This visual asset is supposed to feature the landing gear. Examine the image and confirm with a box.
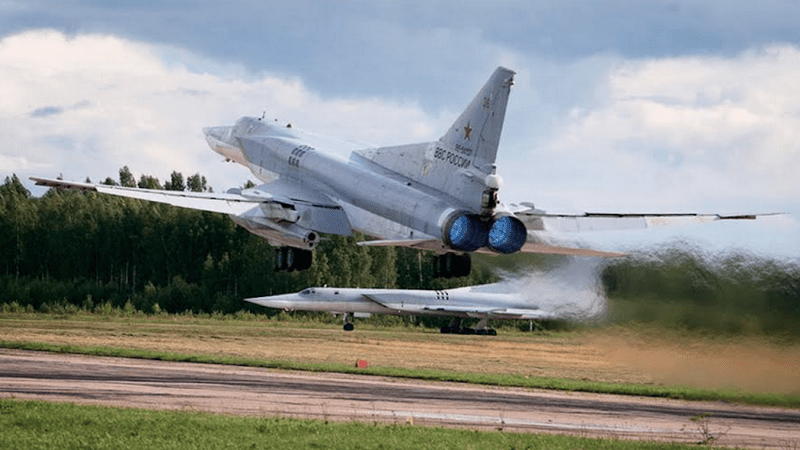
[274,247,313,272]
[432,252,471,279]
[440,325,494,335]
[440,321,469,334]
[439,318,496,336]
[439,318,461,334]
[343,313,354,331]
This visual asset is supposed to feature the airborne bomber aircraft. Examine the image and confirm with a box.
[33,67,763,278]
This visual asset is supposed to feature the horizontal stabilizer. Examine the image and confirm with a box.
[358,237,625,257]
[518,242,626,258]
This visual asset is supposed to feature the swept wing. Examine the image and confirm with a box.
[31,177,260,215]
[360,292,555,320]
[31,176,352,251]
[514,207,779,233]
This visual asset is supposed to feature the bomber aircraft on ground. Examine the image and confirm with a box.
[32,67,766,278]
[246,284,558,334]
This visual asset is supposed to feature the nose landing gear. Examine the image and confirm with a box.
[343,313,355,331]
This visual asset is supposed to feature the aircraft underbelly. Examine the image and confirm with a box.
[247,163,279,183]
[338,201,437,241]
[299,300,397,315]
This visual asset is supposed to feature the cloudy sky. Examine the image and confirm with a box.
[2,1,798,258]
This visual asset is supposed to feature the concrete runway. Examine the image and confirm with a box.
[1,349,798,448]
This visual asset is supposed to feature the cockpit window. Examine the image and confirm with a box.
[300,289,311,295]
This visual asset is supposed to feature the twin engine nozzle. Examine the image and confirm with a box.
[443,212,527,254]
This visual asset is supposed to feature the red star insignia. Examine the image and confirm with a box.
[463,123,472,140]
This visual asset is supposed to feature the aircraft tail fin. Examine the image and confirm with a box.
[353,67,515,213]
[439,66,515,172]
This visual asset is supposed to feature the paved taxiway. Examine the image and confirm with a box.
[1,349,797,448]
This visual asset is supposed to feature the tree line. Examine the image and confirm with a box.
[2,170,798,336]
[602,244,800,336]
[0,170,495,316]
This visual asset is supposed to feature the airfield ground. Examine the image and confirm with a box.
[1,314,798,395]
[2,314,799,448]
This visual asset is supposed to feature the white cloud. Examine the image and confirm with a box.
[0,29,441,190]
[505,45,800,217]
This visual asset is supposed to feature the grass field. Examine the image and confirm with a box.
[1,312,798,407]
[0,399,721,450]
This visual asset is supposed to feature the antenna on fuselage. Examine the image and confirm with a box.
[259,111,266,121]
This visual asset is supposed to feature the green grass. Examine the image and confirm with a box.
[0,399,706,450]
[3,339,798,409]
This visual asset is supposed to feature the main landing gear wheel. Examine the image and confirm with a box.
[440,326,496,335]
[274,247,313,272]
[432,252,471,279]
[439,318,495,335]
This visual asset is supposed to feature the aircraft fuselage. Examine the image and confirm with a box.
[203,113,530,259]
[247,286,551,319]
[207,118,465,242]
[200,68,529,261]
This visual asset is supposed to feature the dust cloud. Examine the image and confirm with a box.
[601,333,800,394]
[475,258,608,322]
[473,256,800,394]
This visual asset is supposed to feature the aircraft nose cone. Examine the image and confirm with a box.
[244,293,300,309]
[203,126,246,164]
[203,126,231,143]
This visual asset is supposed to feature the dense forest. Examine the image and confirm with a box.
[0,170,495,316]
[2,171,798,335]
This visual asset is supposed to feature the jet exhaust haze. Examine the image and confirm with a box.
[479,258,608,323]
